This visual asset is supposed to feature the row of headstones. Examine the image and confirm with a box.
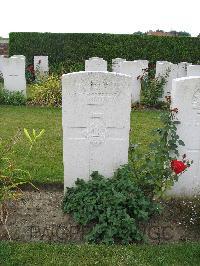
[156,61,200,100]
[0,55,48,93]
[62,70,200,196]
[85,57,200,102]
[1,53,200,103]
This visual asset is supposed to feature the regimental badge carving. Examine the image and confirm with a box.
[83,121,107,145]
[192,88,200,110]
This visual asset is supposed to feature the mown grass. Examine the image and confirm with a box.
[0,242,200,266]
[0,106,163,183]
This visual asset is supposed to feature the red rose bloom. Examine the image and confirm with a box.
[171,160,187,175]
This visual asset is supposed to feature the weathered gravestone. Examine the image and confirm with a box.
[118,60,148,103]
[62,71,132,188]
[3,56,26,93]
[156,61,178,99]
[85,57,107,71]
[187,65,200,77]
[34,56,49,76]
[170,76,200,196]
[136,60,149,67]
[112,58,126,73]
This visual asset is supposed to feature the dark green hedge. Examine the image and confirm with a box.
[9,32,200,70]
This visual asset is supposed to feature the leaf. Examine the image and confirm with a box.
[178,140,185,146]
[24,128,32,143]
[36,129,45,139]
[173,121,181,125]
[33,129,36,138]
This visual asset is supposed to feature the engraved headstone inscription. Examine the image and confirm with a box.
[112,58,126,73]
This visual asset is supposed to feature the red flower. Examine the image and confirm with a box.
[171,160,187,175]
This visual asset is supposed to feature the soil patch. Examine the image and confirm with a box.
[1,190,200,244]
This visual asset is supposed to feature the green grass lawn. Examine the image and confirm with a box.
[0,242,200,266]
[0,106,163,183]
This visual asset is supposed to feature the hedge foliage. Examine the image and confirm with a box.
[9,32,200,71]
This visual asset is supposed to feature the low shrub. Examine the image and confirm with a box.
[140,66,169,107]
[0,87,26,106]
[63,169,159,244]
[63,169,161,244]
[26,64,35,83]
[30,75,61,107]
[50,62,84,76]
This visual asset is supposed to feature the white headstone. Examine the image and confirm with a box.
[13,55,26,59]
[170,76,200,196]
[3,56,26,93]
[34,56,49,76]
[177,62,190,78]
[62,71,132,188]
[118,60,148,103]
[134,60,149,69]
[85,57,107,71]
[187,65,200,77]
[112,58,126,73]
[157,61,169,63]
[155,61,178,99]
[0,55,6,78]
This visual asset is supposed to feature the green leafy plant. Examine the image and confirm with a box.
[50,61,84,76]
[23,128,45,153]
[63,170,161,244]
[29,74,61,107]
[140,65,170,107]
[25,64,35,83]
[0,87,26,106]
[0,128,45,240]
